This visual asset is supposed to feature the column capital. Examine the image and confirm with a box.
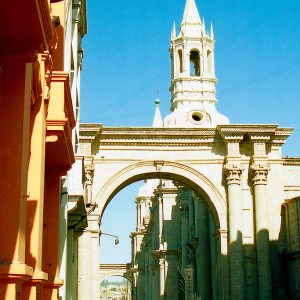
[224,163,244,185]
[251,164,270,185]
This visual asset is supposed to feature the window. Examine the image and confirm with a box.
[190,50,200,76]
[178,49,183,73]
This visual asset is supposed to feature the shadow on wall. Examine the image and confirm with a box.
[131,197,297,300]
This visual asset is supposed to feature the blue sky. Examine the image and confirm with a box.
[81,0,300,264]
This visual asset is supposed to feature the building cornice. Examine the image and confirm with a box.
[79,124,293,154]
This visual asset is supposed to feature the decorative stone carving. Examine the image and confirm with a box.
[185,265,194,300]
[251,164,270,185]
[224,163,244,185]
[159,259,165,270]
[85,164,95,185]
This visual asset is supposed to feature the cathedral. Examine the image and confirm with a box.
[127,0,300,299]
[0,0,299,299]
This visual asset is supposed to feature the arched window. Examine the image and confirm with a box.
[207,50,213,73]
[190,50,200,76]
[178,49,183,73]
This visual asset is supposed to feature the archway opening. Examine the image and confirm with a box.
[100,182,143,265]
[100,275,131,300]
[97,166,226,300]
[98,167,225,230]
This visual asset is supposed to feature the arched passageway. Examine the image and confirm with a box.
[100,272,132,300]
[94,161,228,300]
[95,160,227,231]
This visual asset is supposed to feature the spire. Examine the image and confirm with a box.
[152,97,163,127]
[210,22,214,39]
[180,0,203,37]
[171,21,177,39]
[165,0,230,128]
[182,0,201,25]
[202,17,206,35]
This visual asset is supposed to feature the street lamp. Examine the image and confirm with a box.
[100,231,119,245]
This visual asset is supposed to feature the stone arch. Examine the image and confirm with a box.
[99,272,132,299]
[100,273,130,283]
[99,264,132,286]
[95,160,227,231]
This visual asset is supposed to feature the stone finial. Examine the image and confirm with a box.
[182,0,201,26]
[210,22,214,39]
[224,163,244,185]
[251,164,270,185]
[152,97,163,127]
[171,21,176,39]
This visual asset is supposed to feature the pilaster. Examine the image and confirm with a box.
[194,195,211,299]
[24,54,49,296]
[250,136,272,300]
[77,212,100,300]
[77,229,92,300]
[178,187,190,272]
[42,172,64,299]
[223,135,246,300]
[0,60,34,289]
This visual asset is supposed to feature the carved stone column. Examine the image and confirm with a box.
[178,187,190,273]
[91,217,100,300]
[137,265,145,300]
[165,253,180,299]
[77,229,92,300]
[158,258,165,300]
[194,195,211,299]
[144,248,149,300]
[185,265,194,300]
[251,164,272,300]
[224,163,245,300]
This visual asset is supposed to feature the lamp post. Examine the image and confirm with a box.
[100,231,120,245]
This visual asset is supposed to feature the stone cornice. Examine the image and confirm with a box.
[51,71,76,128]
[88,127,218,149]
[217,124,279,135]
[79,124,293,154]
[283,158,300,166]
[79,123,102,142]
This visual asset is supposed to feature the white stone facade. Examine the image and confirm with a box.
[76,0,300,299]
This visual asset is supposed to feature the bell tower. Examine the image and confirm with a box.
[164,0,229,127]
